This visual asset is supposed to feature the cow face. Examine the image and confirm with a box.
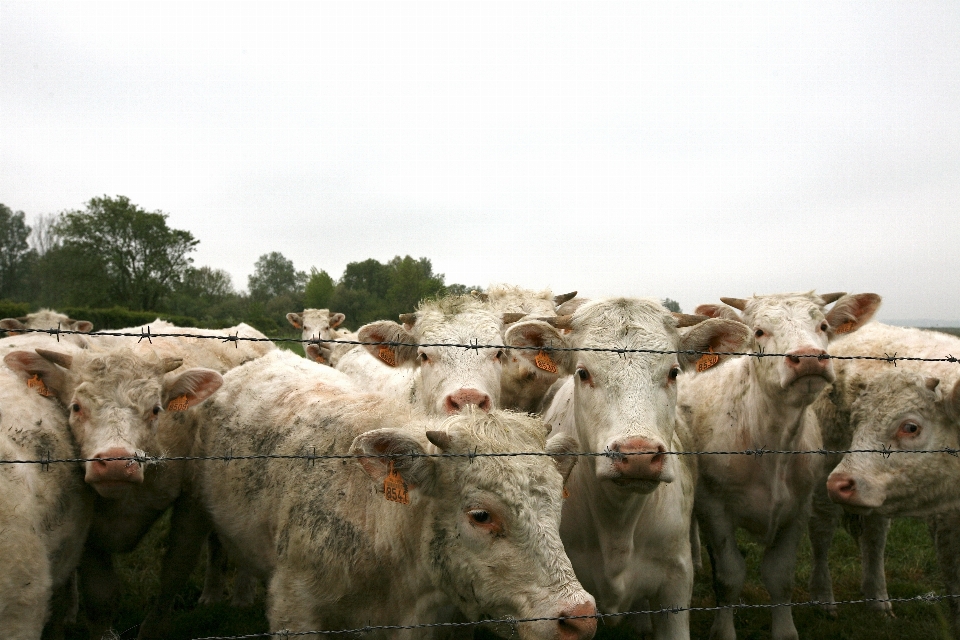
[4,348,221,499]
[828,371,960,517]
[701,292,881,404]
[507,299,750,493]
[358,297,505,415]
[287,309,346,364]
[352,410,596,640]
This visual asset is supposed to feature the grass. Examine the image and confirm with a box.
[62,513,949,639]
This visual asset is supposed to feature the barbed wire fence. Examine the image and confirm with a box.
[4,324,960,638]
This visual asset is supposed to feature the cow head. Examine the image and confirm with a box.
[507,298,750,493]
[1,309,93,335]
[358,296,505,415]
[699,292,881,404]
[4,347,222,499]
[352,409,596,639]
[828,371,960,517]
[287,309,346,364]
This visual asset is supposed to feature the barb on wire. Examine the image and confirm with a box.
[184,592,960,640]
[6,327,960,365]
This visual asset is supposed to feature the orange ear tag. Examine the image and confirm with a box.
[696,348,720,373]
[167,395,189,411]
[378,346,397,367]
[834,321,856,334]
[314,355,326,364]
[27,374,53,397]
[535,350,558,374]
[562,486,570,500]
[384,461,409,504]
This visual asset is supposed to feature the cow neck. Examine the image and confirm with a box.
[573,450,651,530]
[741,357,815,452]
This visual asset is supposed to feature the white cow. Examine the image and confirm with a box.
[507,298,750,639]
[0,352,92,639]
[811,323,960,622]
[681,291,881,640]
[286,308,355,366]
[162,351,600,639]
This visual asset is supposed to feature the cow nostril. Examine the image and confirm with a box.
[788,355,800,364]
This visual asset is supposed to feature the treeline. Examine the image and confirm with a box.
[0,196,478,334]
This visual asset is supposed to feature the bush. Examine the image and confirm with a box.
[59,306,199,331]
[0,299,31,320]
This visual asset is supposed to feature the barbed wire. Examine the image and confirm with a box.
[5,325,960,364]
[2,445,958,467]
[181,592,958,639]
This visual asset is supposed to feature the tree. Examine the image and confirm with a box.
[248,252,307,300]
[55,196,198,310]
[662,298,682,313]
[0,203,35,299]
[304,268,336,309]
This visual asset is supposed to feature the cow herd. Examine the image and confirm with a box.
[1,286,959,640]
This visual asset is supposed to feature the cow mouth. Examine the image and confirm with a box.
[610,477,661,493]
[89,479,141,498]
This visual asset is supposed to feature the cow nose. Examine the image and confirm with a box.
[85,447,144,485]
[444,389,492,414]
[784,347,830,377]
[827,472,858,503]
[557,600,598,640]
[610,437,666,481]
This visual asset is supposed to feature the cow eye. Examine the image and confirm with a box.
[820,322,829,332]
[576,367,590,382]
[494,350,505,362]
[755,329,764,338]
[897,421,921,438]
[418,352,429,364]
[668,366,681,381]
[152,405,162,416]
[71,403,81,413]
[468,510,491,524]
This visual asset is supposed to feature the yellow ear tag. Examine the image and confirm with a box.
[314,355,326,364]
[27,374,53,397]
[384,461,409,504]
[834,321,856,334]
[378,346,397,367]
[535,350,558,374]
[696,348,720,373]
[562,486,570,500]
[167,395,189,411]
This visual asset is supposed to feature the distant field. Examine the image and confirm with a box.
[62,508,951,639]
[928,327,960,338]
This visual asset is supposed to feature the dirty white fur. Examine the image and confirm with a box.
[519,298,748,639]
[0,309,94,334]
[188,352,595,638]
[679,291,879,640]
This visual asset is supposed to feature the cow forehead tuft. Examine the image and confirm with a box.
[440,409,548,452]
[742,293,826,323]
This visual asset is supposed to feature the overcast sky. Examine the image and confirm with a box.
[2,2,959,322]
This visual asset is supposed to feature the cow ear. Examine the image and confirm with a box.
[351,428,437,492]
[357,321,418,368]
[286,313,304,330]
[329,313,345,329]
[504,320,573,375]
[546,433,580,483]
[72,320,94,333]
[0,318,27,333]
[694,304,743,322]
[305,343,332,365]
[679,318,751,372]
[163,368,223,411]
[945,379,960,423]
[3,350,70,401]
[826,293,882,336]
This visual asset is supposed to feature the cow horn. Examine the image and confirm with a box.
[502,312,527,325]
[162,357,183,373]
[672,313,710,328]
[426,430,453,451]
[553,291,578,306]
[819,292,847,305]
[398,313,417,326]
[926,377,941,391]
[35,349,73,369]
[17,316,30,322]
[720,297,748,311]
[540,315,573,330]
[471,291,489,303]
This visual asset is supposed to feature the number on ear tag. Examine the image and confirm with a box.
[696,348,720,373]
[27,374,54,397]
[535,350,558,374]
[167,395,189,411]
[378,346,397,367]
[834,321,856,334]
[384,461,409,504]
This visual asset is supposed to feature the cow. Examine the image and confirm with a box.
[680,291,881,640]
[506,298,750,639]
[810,323,960,625]
[167,350,598,639]
[286,308,355,366]
[0,352,92,639]
[0,309,94,335]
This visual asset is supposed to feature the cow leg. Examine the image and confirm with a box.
[267,566,324,633]
[759,521,803,640]
[199,532,229,605]
[42,574,77,640]
[930,510,960,639]
[138,496,212,639]
[651,568,694,640]
[808,485,840,616]
[858,514,893,616]
[231,568,259,607]
[698,510,744,640]
[1,533,51,640]
[78,546,119,640]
